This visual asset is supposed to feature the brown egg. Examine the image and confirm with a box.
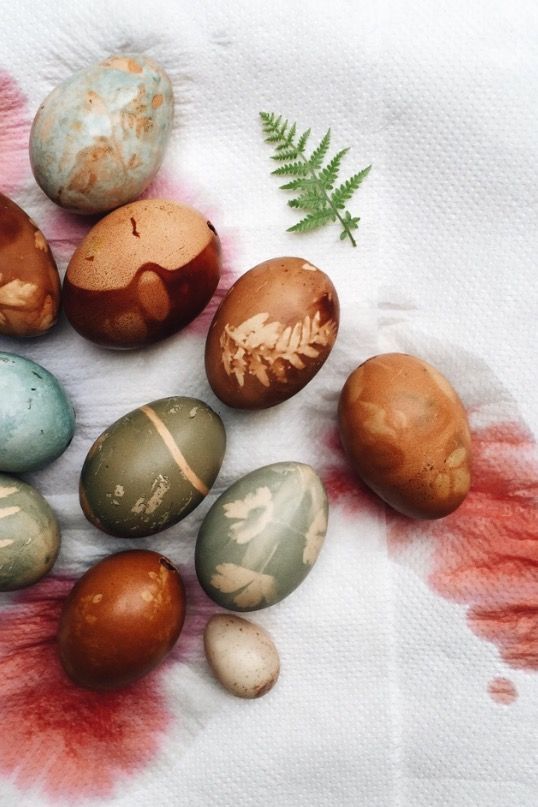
[205,257,339,409]
[58,550,185,689]
[63,199,221,348]
[338,353,472,519]
[0,193,60,336]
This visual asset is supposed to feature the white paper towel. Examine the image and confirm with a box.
[0,0,537,805]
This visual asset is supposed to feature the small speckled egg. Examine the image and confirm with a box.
[30,54,173,214]
[205,257,339,409]
[0,193,60,337]
[58,550,185,690]
[63,200,221,349]
[338,352,472,519]
[0,473,60,591]
[204,614,280,699]
[80,396,226,538]
[195,462,328,611]
[0,352,75,473]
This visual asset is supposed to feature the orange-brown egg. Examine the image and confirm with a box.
[338,353,472,519]
[58,550,185,689]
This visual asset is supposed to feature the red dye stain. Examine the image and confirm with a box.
[0,568,209,801]
[488,677,518,705]
[0,72,31,196]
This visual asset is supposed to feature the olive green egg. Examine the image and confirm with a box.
[195,462,328,611]
[80,397,226,538]
[0,473,60,591]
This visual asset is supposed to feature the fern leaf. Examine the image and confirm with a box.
[279,177,310,191]
[296,128,311,155]
[331,165,372,209]
[308,129,331,170]
[288,194,328,211]
[287,209,334,233]
[271,147,300,162]
[318,148,348,190]
[271,161,309,177]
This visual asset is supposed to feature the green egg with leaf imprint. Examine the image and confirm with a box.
[80,396,226,538]
[195,462,328,611]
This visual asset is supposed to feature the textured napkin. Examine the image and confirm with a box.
[0,0,537,805]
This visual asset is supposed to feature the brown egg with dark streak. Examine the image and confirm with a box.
[0,193,60,337]
[58,550,186,690]
[338,353,472,519]
[205,257,339,409]
[63,199,221,348]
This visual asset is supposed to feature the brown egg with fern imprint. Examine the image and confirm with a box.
[205,257,339,409]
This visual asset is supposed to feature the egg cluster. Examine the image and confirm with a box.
[0,54,471,698]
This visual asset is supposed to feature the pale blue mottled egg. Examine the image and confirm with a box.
[0,352,75,472]
[0,473,60,591]
[30,54,174,214]
[195,462,329,611]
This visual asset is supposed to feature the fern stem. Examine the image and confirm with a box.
[298,154,357,247]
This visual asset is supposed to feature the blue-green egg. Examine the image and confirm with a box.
[0,473,60,591]
[195,462,329,611]
[0,352,75,472]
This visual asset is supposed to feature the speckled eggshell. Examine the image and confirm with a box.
[0,194,60,337]
[204,614,280,699]
[80,396,226,538]
[30,54,173,214]
[338,353,472,519]
[63,200,221,349]
[58,550,185,690]
[0,352,75,473]
[0,473,60,591]
[205,257,339,409]
[195,462,328,611]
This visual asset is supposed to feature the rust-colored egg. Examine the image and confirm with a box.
[0,193,60,337]
[58,550,186,689]
[205,257,339,409]
[338,353,472,519]
[63,199,221,348]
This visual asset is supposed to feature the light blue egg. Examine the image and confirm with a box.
[30,54,174,214]
[0,352,75,472]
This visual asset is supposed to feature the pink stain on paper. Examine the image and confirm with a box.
[0,568,215,801]
[0,72,31,195]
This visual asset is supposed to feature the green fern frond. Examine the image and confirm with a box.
[259,111,371,247]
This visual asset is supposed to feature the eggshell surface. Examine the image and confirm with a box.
[338,352,472,519]
[0,194,60,337]
[205,257,339,409]
[195,462,328,611]
[30,54,173,214]
[58,550,185,690]
[63,200,221,348]
[0,473,60,591]
[0,352,75,473]
[204,614,280,699]
[80,396,226,538]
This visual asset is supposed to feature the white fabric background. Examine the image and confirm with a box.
[1,0,537,805]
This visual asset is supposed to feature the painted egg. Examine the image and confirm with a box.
[63,200,221,349]
[205,257,339,409]
[204,614,280,699]
[80,396,226,538]
[0,193,60,337]
[30,54,173,214]
[0,352,75,473]
[58,550,185,690]
[0,473,60,591]
[195,462,328,611]
[338,352,472,519]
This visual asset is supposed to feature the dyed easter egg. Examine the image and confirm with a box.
[338,353,472,519]
[195,462,328,611]
[30,54,173,214]
[63,200,221,348]
[205,257,339,409]
[80,396,226,538]
[0,193,60,337]
[204,614,280,699]
[58,550,185,690]
[0,473,60,591]
[0,352,75,473]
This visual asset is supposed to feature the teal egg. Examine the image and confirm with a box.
[0,352,75,472]
[195,462,328,611]
[29,54,174,214]
[0,473,60,591]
